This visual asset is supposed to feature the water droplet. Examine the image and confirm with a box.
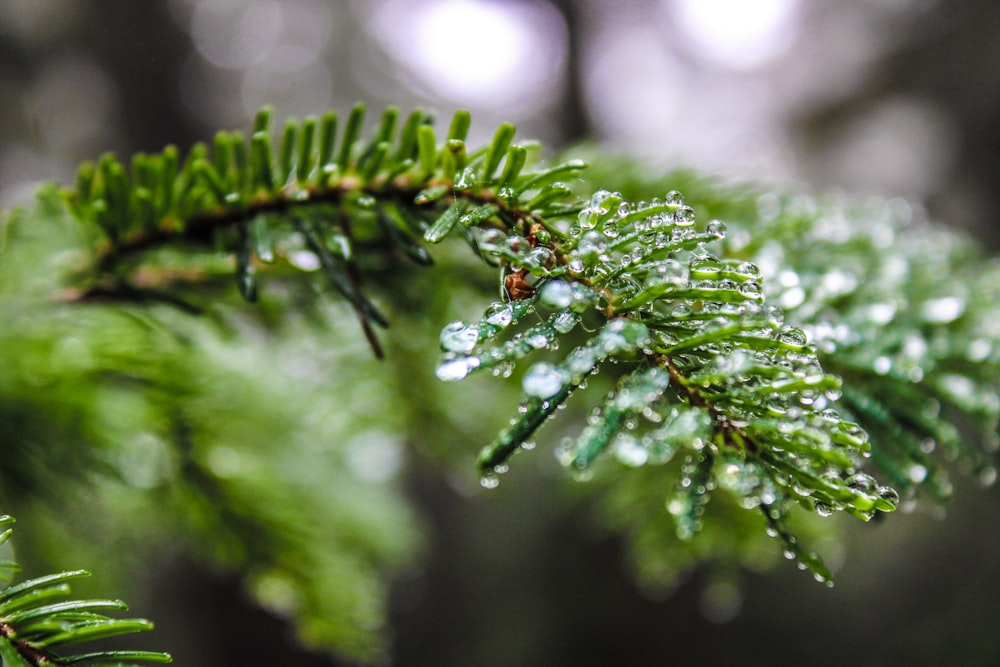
[600,318,651,353]
[766,305,784,327]
[667,498,686,515]
[613,433,649,467]
[578,207,599,230]
[590,189,613,209]
[737,261,761,279]
[566,347,598,376]
[739,281,762,299]
[670,228,692,244]
[674,206,696,227]
[477,228,507,253]
[820,269,857,295]
[689,254,722,280]
[497,185,517,201]
[527,333,549,349]
[480,474,500,489]
[506,235,527,256]
[873,356,892,375]
[867,301,897,325]
[440,320,480,354]
[847,472,876,494]
[908,464,928,484]
[484,302,513,327]
[527,246,554,269]
[815,502,834,517]
[777,327,807,349]
[878,485,900,507]
[921,296,965,324]
[522,362,569,398]
[671,303,693,318]
[664,190,684,205]
[540,280,574,308]
[435,356,480,381]
[576,230,606,259]
[940,373,975,400]
[779,286,805,309]
[288,250,320,271]
[553,311,578,333]
[455,166,477,189]
[706,220,727,238]
[967,338,992,361]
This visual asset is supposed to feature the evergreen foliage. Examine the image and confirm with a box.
[1,104,997,661]
[0,516,171,665]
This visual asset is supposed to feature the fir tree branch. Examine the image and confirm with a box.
[56,104,998,590]
[0,516,170,666]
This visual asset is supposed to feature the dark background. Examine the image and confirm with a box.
[2,1,999,665]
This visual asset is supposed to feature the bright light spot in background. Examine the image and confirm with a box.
[190,0,285,70]
[667,0,800,70]
[24,55,119,152]
[586,27,681,139]
[373,0,566,111]
[240,57,334,120]
[346,431,404,483]
[816,97,957,195]
[1,54,119,206]
[174,0,336,123]
[584,24,791,178]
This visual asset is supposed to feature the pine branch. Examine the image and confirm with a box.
[63,106,579,356]
[571,160,1000,505]
[55,105,961,584]
[0,516,171,666]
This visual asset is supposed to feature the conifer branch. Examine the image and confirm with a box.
[56,104,999,590]
[0,516,171,666]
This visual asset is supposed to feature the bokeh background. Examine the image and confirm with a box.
[2,1,999,665]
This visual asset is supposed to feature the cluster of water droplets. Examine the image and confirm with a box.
[478,316,649,487]
[486,185,999,581]
[762,509,835,587]
[556,364,683,472]
[472,226,558,275]
[756,192,1000,501]
[563,189,735,292]
[442,183,913,552]
[522,362,570,399]
[539,279,600,312]
[668,452,717,541]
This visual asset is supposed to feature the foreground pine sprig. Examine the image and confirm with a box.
[0,516,171,666]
